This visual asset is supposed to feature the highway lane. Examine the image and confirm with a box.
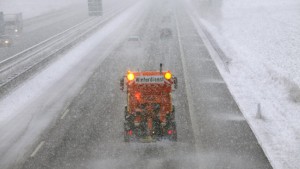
[16,0,272,168]
[0,0,136,61]
[20,1,197,169]
[175,0,272,167]
[0,0,141,98]
[0,1,143,169]
[0,4,88,61]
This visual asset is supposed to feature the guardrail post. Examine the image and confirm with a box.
[256,103,264,120]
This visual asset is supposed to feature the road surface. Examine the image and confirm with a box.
[1,0,273,168]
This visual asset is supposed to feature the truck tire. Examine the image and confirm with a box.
[124,134,129,142]
[170,122,177,141]
[172,105,175,113]
[124,123,130,142]
[124,106,128,118]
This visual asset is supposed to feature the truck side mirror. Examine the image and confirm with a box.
[120,78,124,91]
[173,77,178,89]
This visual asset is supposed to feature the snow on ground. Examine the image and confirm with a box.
[185,0,300,168]
[0,0,144,167]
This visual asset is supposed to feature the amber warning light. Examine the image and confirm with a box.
[127,72,135,81]
[164,72,172,80]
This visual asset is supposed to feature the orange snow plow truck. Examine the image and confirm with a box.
[120,64,178,142]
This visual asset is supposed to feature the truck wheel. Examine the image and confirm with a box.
[124,123,130,142]
[124,106,128,118]
[170,122,177,141]
[172,105,175,113]
[124,134,129,142]
[170,105,175,120]
[167,111,175,121]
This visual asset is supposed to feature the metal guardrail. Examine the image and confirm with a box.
[0,17,96,72]
[0,3,135,93]
[200,27,232,73]
[189,12,232,73]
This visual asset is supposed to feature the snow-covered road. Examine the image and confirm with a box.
[1,0,272,168]
[0,0,142,168]
[0,0,83,19]
[186,0,300,168]
[3,0,297,168]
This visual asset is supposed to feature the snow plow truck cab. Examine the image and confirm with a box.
[120,64,178,142]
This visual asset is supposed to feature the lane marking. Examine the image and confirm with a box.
[80,88,86,95]
[199,79,225,84]
[93,72,98,78]
[65,102,71,109]
[199,58,213,62]
[175,11,203,157]
[30,141,45,157]
[61,109,70,120]
[191,44,206,47]
[181,35,202,38]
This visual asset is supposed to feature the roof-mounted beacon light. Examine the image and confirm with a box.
[164,71,172,80]
[127,72,135,81]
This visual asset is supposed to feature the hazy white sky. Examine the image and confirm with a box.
[0,0,85,18]
[0,0,130,19]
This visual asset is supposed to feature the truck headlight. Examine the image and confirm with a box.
[4,40,9,44]
[15,29,18,33]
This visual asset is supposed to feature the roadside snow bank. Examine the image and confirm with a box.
[185,0,300,168]
[0,0,144,168]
